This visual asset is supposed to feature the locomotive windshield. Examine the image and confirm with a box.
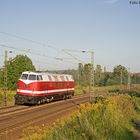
[20,73,43,81]
[21,74,28,80]
[28,74,37,80]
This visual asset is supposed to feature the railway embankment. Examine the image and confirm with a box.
[21,94,140,140]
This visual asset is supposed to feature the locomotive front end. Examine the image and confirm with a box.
[15,71,42,105]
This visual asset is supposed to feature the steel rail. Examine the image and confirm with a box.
[0,105,30,116]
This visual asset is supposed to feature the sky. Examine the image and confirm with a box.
[0,0,140,72]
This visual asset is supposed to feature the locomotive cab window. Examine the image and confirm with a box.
[29,75,37,80]
[21,74,28,80]
[37,75,43,80]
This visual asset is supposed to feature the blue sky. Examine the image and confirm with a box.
[0,0,140,72]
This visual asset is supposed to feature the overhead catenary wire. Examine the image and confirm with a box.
[62,49,89,53]
[0,44,31,54]
[0,31,91,70]
[0,31,58,51]
[62,49,84,63]
[0,44,61,60]
[0,32,85,63]
[34,59,77,71]
[0,44,79,71]
[0,31,89,62]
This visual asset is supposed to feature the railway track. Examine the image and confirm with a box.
[0,93,90,140]
[0,94,88,116]
[0,105,30,116]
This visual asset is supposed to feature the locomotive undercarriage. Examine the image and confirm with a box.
[15,92,74,105]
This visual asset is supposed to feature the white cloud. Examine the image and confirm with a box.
[104,0,119,4]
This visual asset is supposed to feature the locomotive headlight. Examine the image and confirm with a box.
[24,84,29,88]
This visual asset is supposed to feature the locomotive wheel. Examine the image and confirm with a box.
[37,100,41,105]
[46,98,50,103]
[41,99,45,104]
[69,94,72,99]
[63,95,66,100]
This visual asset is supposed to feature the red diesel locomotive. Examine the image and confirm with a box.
[15,71,74,105]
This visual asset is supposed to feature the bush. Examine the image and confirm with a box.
[40,95,138,140]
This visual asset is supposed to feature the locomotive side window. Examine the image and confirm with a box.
[37,75,43,80]
[53,75,58,81]
[29,75,37,80]
[66,76,69,81]
[60,76,65,81]
[21,74,28,80]
[48,75,52,81]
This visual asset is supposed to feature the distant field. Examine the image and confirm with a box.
[75,84,140,94]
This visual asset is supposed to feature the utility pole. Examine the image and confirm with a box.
[90,50,94,103]
[135,74,137,85]
[120,69,122,85]
[4,50,8,106]
[62,49,94,102]
[127,68,131,90]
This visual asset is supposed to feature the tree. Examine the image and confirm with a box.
[95,65,102,85]
[103,72,112,86]
[106,65,128,86]
[0,55,35,89]
[78,63,84,85]
[94,65,112,86]
[78,63,93,86]
[131,73,140,84]
[84,63,92,85]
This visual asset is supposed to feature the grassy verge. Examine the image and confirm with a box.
[21,94,140,140]
[0,90,16,107]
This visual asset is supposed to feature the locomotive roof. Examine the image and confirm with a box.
[21,71,74,82]
[22,71,72,76]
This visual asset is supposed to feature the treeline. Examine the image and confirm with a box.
[68,63,140,87]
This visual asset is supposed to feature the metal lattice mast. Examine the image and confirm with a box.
[127,68,131,90]
[90,50,94,102]
[62,49,94,102]
[4,50,8,106]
